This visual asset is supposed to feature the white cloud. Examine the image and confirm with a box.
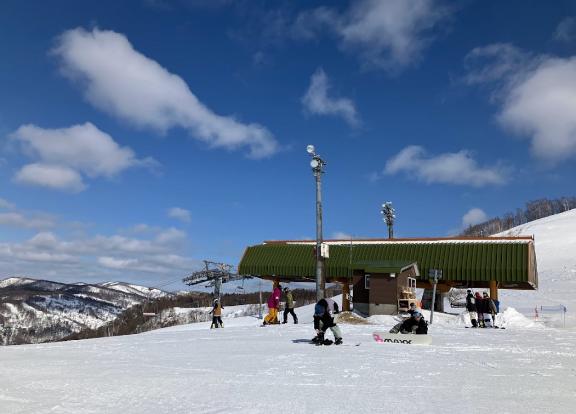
[555,17,576,42]
[168,207,191,223]
[98,256,139,270]
[0,212,56,230]
[461,208,488,229]
[0,198,15,209]
[332,231,352,240]
[11,123,155,191]
[53,27,278,158]
[464,44,576,164]
[294,0,450,71]
[155,227,187,245]
[0,226,199,282]
[14,163,86,192]
[384,145,508,187]
[12,123,150,177]
[302,68,359,126]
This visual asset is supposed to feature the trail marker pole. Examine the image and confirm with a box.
[429,269,443,325]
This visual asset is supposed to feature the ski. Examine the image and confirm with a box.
[373,332,432,345]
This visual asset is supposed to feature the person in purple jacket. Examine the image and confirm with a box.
[263,281,282,325]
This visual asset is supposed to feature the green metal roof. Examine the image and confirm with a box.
[238,240,537,288]
[351,260,418,274]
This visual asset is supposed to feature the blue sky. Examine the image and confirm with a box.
[1,0,576,290]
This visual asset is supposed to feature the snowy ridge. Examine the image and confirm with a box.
[0,277,172,345]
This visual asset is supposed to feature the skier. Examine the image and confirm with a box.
[263,281,282,325]
[209,299,224,329]
[399,311,428,334]
[466,289,478,328]
[282,287,298,324]
[311,298,342,345]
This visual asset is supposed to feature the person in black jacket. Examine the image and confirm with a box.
[484,292,498,327]
[466,289,478,328]
[475,292,486,328]
[399,311,428,334]
[311,298,343,345]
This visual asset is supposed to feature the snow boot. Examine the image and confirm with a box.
[311,332,324,344]
[319,338,334,346]
[334,337,343,345]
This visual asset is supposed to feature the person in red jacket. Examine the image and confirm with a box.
[263,281,282,325]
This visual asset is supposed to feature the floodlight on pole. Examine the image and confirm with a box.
[381,201,396,239]
[307,144,326,301]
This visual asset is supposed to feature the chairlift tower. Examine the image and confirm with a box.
[183,260,251,301]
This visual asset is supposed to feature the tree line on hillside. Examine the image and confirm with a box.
[460,197,576,237]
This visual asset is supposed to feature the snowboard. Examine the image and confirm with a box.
[373,332,432,345]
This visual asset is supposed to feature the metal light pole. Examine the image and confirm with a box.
[381,201,395,239]
[307,145,326,301]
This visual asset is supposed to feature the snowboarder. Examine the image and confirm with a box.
[282,287,298,324]
[398,311,428,334]
[408,302,422,317]
[389,302,421,333]
[263,281,282,325]
[466,289,478,327]
[311,298,342,345]
[209,299,224,329]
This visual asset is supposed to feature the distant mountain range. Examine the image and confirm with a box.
[0,277,170,345]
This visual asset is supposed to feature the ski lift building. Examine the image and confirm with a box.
[238,237,538,316]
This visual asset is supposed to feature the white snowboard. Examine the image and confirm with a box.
[373,331,432,345]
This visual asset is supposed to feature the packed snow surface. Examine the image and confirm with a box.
[1,300,575,413]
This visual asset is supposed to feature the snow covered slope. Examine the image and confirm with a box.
[0,298,575,413]
[497,209,576,326]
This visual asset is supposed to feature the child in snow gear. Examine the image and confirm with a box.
[282,287,298,324]
[311,298,343,345]
[263,281,282,325]
[466,289,478,327]
[209,299,224,328]
[399,311,428,334]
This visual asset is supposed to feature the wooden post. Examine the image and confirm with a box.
[489,280,498,301]
[342,281,350,311]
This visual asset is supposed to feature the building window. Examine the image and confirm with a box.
[365,274,371,289]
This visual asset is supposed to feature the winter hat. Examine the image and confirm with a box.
[413,311,422,318]
[467,289,472,293]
